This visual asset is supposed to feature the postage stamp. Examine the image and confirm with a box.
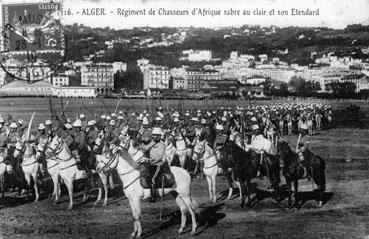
[0,1,65,82]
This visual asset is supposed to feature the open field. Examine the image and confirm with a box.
[1,98,369,239]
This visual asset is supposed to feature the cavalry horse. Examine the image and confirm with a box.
[92,130,118,206]
[96,133,198,238]
[218,139,281,208]
[193,138,221,203]
[164,129,192,169]
[45,135,90,210]
[277,141,326,208]
[14,140,40,202]
[35,137,61,205]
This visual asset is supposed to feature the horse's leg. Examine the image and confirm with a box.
[211,172,217,203]
[82,176,90,203]
[128,197,137,238]
[95,172,108,206]
[286,178,292,208]
[226,183,233,200]
[226,170,233,200]
[24,172,31,201]
[65,177,74,210]
[128,197,142,238]
[206,175,212,201]
[32,169,39,202]
[51,173,59,204]
[181,195,197,235]
[235,180,242,201]
[246,179,252,207]
[109,174,115,190]
[175,195,187,234]
[293,179,299,208]
[314,167,326,208]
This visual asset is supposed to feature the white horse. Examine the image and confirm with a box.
[14,140,39,202]
[92,131,118,206]
[193,139,220,203]
[35,137,61,204]
[97,137,198,238]
[174,132,192,168]
[45,135,89,210]
[0,149,11,198]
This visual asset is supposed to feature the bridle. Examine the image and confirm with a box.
[47,137,64,156]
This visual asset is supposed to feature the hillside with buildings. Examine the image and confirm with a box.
[1,24,369,98]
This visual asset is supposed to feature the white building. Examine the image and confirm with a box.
[52,74,69,87]
[0,67,6,86]
[182,50,212,62]
[143,65,170,89]
[112,62,127,73]
[173,77,188,90]
[53,86,97,98]
[81,63,115,94]
[0,81,53,97]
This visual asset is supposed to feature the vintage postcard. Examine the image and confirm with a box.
[0,0,369,238]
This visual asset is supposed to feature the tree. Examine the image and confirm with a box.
[289,76,320,96]
[114,69,143,91]
[261,78,273,95]
[326,81,356,98]
[279,82,289,96]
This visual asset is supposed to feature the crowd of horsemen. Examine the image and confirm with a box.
[0,102,333,202]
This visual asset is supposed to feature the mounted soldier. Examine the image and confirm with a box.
[139,127,166,202]
[70,120,88,172]
[137,117,152,145]
[247,124,272,177]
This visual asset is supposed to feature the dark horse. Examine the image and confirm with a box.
[277,141,326,208]
[220,140,281,208]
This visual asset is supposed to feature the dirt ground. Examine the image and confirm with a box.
[0,128,369,239]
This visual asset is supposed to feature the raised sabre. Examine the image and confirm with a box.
[26,112,36,141]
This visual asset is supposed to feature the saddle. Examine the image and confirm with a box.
[139,162,175,189]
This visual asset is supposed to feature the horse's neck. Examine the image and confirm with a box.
[24,143,33,156]
[58,142,72,160]
[204,143,214,157]
[128,141,141,155]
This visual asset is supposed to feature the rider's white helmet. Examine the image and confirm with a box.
[152,127,163,135]
[215,124,224,131]
[142,117,149,125]
[38,123,46,130]
[73,120,82,127]
[65,123,73,129]
[109,120,115,126]
[45,119,52,126]
[9,122,18,129]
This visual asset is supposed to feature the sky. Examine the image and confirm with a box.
[1,0,369,29]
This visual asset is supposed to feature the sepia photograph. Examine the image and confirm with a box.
[0,0,369,238]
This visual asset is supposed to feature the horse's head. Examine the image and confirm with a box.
[93,131,105,153]
[13,140,24,158]
[276,140,294,162]
[45,135,63,157]
[36,138,48,160]
[192,139,205,161]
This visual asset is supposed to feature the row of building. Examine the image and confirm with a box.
[0,60,127,95]
[0,80,97,98]
[140,50,369,94]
